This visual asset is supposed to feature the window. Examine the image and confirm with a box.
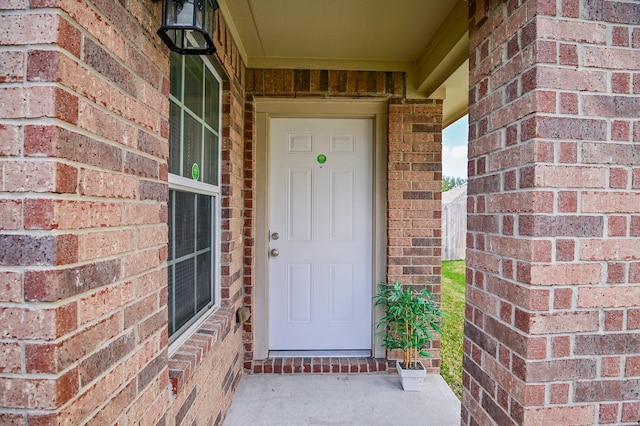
[167,51,221,344]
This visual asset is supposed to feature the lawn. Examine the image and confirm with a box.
[440,260,466,399]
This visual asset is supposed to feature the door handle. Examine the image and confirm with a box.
[270,248,279,257]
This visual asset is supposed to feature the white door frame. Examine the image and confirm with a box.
[254,98,388,360]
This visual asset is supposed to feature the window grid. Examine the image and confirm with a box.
[168,53,220,186]
[168,51,222,344]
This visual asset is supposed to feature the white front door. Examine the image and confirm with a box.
[268,118,373,351]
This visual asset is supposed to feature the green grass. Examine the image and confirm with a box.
[440,260,466,400]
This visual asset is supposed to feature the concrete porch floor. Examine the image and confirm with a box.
[223,373,461,425]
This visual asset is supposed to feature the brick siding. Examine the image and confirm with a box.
[3,0,445,424]
[386,99,443,373]
[243,70,408,375]
[464,0,640,424]
[0,1,245,424]
[244,73,444,374]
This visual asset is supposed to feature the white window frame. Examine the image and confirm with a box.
[167,52,222,356]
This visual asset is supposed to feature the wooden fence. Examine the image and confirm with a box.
[442,183,467,260]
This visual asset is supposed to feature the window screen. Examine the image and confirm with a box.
[167,51,221,342]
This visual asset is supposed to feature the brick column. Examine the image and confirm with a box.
[0,1,170,423]
[465,0,640,424]
[387,99,443,372]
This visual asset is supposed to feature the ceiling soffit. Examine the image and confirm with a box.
[219,0,470,121]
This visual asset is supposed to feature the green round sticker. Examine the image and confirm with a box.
[191,163,200,180]
[317,154,327,164]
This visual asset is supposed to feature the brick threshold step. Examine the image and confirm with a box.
[248,357,394,374]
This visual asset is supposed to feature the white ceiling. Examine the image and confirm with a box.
[220,0,469,125]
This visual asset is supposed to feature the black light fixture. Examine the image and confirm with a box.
[156,0,219,55]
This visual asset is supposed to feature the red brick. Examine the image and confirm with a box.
[528,311,599,334]
[602,356,621,377]
[558,0,577,16]
[0,13,60,45]
[123,248,159,277]
[0,234,77,267]
[0,199,22,230]
[551,336,571,358]
[524,384,545,406]
[525,405,595,424]
[29,312,120,376]
[24,259,121,301]
[124,152,159,178]
[25,199,122,230]
[549,383,569,404]
[555,239,575,261]
[78,229,136,262]
[0,271,22,303]
[124,294,157,330]
[612,73,631,93]
[625,356,640,376]
[123,202,162,226]
[58,366,123,424]
[631,262,640,283]
[79,332,135,386]
[79,281,134,325]
[584,94,640,119]
[0,367,78,410]
[78,101,139,148]
[530,263,602,285]
[88,380,136,426]
[0,124,22,156]
[0,342,21,373]
[558,43,578,66]
[0,50,24,83]
[607,262,627,284]
[579,285,640,308]
[557,191,577,212]
[25,125,122,171]
[3,161,77,193]
[609,167,628,188]
[138,309,167,342]
[604,309,624,331]
[26,49,61,82]
[621,402,640,422]
[537,116,608,140]
[628,308,640,329]
[612,26,629,46]
[581,239,640,262]
[557,142,576,163]
[520,215,603,237]
[0,413,24,424]
[79,168,136,199]
[599,403,619,424]
[631,216,640,236]
[536,40,558,64]
[583,141,635,165]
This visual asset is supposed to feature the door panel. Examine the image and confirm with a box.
[288,169,312,240]
[268,118,373,350]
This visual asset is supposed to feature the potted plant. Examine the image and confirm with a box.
[373,281,443,391]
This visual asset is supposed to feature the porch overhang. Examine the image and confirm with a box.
[219,0,469,126]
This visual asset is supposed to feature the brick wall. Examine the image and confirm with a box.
[0,0,169,423]
[387,99,443,373]
[165,8,247,426]
[244,71,443,373]
[0,1,246,424]
[464,0,640,424]
[243,68,405,372]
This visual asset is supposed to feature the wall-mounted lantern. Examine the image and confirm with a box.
[155,0,218,55]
